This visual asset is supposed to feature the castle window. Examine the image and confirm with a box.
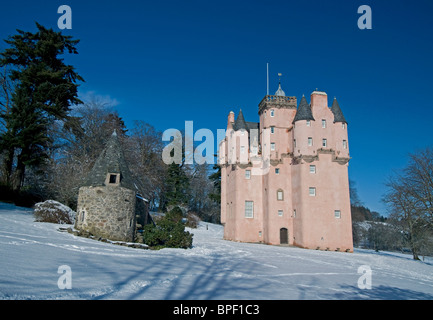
[270,109,275,117]
[270,126,275,134]
[81,211,85,222]
[275,168,280,175]
[322,119,326,128]
[109,174,117,184]
[245,170,251,179]
[306,120,311,127]
[241,145,245,154]
[278,210,283,217]
[294,139,296,147]
[309,165,316,174]
[245,201,254,218]
[308,137,313,146]
[334,210,341,219]
[277,189,284,201]
[343,140,347,149]
[322,139,327,147]
[293,209,297,218]
[271,143,275,151]
[309,187,316,196]
[342,123,346,129]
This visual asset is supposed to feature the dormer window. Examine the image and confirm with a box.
[106,173,120,185]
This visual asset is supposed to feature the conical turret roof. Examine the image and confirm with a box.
[82,130,137,190]
[233,109,248,131]
[293,95,315,123]
[331,98,347,123]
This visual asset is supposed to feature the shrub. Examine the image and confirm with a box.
[33,200,76,224]
[143,208,193,249]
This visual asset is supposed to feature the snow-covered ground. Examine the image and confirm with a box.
[1,202,432,300]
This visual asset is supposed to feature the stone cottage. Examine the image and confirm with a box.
[75,130,150,242]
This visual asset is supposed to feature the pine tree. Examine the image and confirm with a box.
[0,23,83,190]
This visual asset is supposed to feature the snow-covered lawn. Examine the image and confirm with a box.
[0,202,432,300]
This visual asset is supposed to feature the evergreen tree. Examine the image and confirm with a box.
[0,23,83,190]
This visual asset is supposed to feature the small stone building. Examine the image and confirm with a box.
[75,131,149,242]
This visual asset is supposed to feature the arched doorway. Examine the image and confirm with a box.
[280,228,288,244]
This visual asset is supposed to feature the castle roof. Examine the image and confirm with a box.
[233,109,248,131]
[330,98,347,123]
[275,82,286,97]
[293,95,315,123]
[83,130,137,191]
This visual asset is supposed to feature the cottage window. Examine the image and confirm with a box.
[245,201,254,218]
[109,174,117,184]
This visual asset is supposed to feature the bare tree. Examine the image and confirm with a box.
[383,147,433,260]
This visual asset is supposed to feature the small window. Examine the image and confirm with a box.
[308,137,313,146]
[109,174,117,184]
[245,170,251,179]
[322,139,327,147]
[343,140,347,149]
[334,210,341,219]
[306,120,311,127]
[293,209,296,218]
[270,126,275,134]
[241,145,245,154]
[342,123,346,129]
[309,165,316,174]
[81,211,85,222]
[277,189,284,201]
[275,168,280,175]
[322,119,326,128]
[245,201,254,218]
[270,109,275,117]
[271,143,276,151]
[309,187,316,196]
[278,210,283,217]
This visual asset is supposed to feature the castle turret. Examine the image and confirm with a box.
[75,131,148,242]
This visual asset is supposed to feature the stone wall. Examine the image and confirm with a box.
[75,185,137,242]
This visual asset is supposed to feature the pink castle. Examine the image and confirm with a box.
[219,82,353,252]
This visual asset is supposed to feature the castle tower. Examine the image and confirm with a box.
[220,79,353,252]
[75,131,148,242]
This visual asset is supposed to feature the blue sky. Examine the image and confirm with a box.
[1,0,433,215]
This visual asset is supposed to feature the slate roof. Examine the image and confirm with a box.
[233,109,248,131]
[83,131,137,191]
[292,95,315,123]
[330,98,347,123]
